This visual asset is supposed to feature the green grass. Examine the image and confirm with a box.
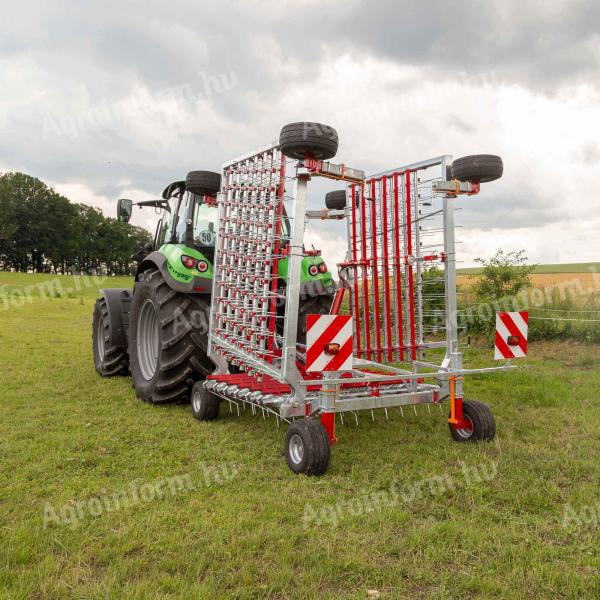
[458,262,600,276]
[1,273,599,599]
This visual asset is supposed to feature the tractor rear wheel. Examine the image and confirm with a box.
[128,268,214,404]
[92,297,129,376]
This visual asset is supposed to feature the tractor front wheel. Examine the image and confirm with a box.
[128,268,214,404]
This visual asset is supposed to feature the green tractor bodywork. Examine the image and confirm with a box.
[128,184,335,296]
[156,243,334,294]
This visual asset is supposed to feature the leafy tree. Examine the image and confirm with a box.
[0,172,152,275]
[471,249,536,302]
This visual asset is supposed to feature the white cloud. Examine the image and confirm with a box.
[1,3,599,268]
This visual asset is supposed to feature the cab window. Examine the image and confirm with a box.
[192,198,218,248]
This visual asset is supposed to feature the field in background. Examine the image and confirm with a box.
[1,271,599,598]
[457,262,600,292]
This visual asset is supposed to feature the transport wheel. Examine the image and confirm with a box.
[279,122,338,161]
[449,399,496,442]
[325,190,347,210]
[191,382,220,421]
[128,268,214,404]
[297,294,333,344]
[185,170,222,196]
[451,154,503,183]
[284,418,331,475]
[92,297,129,376]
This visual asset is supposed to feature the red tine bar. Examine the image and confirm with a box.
[359,182,372,359]
[369,178,382,363]
[267,152,286,357]
[349,184,362,356]
[405,170,417,360]
[380,176,393,362]
[392,172,405,361]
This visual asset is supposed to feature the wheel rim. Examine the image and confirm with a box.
[192,389,202,413]
[96,316,106,362]
[137,299,159,381]
[454,416,474,439]
[289,433,305,465]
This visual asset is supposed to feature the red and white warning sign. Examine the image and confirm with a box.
[494,311,528,360]
[305,314,353,373]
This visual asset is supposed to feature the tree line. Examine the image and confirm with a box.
[0,172,151,275]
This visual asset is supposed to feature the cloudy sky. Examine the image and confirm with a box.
[1,0,599,267]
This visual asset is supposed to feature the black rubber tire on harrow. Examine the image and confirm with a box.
[285,418,331,475]
[451,155,503,183]
[325,190,347,210]
[279,122,338,161]
[191,382,220,421]
[297,294,333,345]
[449,399,496,442]
[128,268,214,404]
[185,170,222,196]
[92,297,129,376]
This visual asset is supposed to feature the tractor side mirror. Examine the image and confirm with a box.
[117,198,133,223]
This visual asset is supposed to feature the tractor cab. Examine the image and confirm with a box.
[155,179,218,260]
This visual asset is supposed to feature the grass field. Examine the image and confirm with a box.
[1,273,599,599]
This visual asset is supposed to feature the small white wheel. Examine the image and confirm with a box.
[284,419,330,475]
[191,382,220,421]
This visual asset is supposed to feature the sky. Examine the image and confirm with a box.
[1,0,599,268]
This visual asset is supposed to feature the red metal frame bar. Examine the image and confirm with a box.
[405,170,417,360]
[392,173,405,361]
[380,176,393,361]
[267,152,286,356]
[320,412,336,444]
[369,178,382,363]
[350,184,362,357]
[359,183,372,359]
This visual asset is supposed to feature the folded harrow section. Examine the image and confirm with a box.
[208,144,293,380]
[346,158,453,366]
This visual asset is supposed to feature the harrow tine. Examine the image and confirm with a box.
[384,407,389,420]
[354,411,359,427]
[426,404,431,414]
[339,412,344,425]
[400,406,404,418]
[371,409,375,421]
[413,405,418,416]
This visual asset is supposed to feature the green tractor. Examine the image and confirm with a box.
[92,123,337,404]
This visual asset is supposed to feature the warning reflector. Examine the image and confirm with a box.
[306,314,353,372]
[494,312,528,359]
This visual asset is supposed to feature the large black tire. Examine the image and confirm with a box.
[284,418,331,475]
[191,382,220,421]
[449,399,496,442]
[325,190,346,210]
[451,155,503,183]
[128,268,214,404]
[297,294,333,344]
[186,170,221,196]
[279,122,338,161]
[92,297,129,376]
